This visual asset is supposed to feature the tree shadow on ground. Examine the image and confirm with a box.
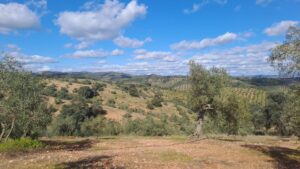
[41,139,95,151]
[55,155,125,169]
[242,144,300,169]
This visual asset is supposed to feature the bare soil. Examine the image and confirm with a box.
[0,136,299,169]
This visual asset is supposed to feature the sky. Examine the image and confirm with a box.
[0,0,299,76]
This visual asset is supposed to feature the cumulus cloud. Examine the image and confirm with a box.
[56,0,147,42]
[64,41,92,50]
[191,41,278,75]
[134,49,177,62]
[0,2,40,34]
[56,42,279,76]
[114,36,152,48]
[264,20,299,36]
[4,45,57,64]
[171,32,238,50]
[256,0,272,6]
[77,61,188,75]
[64,49,124,58]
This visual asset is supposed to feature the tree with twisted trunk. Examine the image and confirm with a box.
[188,61,228,138]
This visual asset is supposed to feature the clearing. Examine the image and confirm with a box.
[0,136,299,169]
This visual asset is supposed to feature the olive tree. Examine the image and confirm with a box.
[268,26,300,138]
[0,55,52,141]
[188,61,228,138]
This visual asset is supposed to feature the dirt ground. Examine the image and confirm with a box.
[0,136,299,169]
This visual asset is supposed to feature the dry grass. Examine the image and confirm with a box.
[1,136,299,169]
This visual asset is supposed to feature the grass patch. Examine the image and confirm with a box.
[0,138,44,153]
[158,150,193,162]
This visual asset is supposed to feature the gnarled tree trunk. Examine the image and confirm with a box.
[0,123,6,142]
[5,118,15,142]
[195,109,205,138]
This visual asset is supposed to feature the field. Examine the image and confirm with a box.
[0,136,299,169]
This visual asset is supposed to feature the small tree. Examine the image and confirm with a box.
[269,26,300,76]
[268,26,300,138]
[188,61,228,138]
[0,55,52,140]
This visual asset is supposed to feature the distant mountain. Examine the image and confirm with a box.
[39,71,133,80]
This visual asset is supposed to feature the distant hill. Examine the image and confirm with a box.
[39,71,300,89]
[40,71,133,80]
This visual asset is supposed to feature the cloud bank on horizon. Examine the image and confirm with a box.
[0,0,299,76]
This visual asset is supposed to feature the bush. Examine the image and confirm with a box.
[81,80,92,85]
[49,99,106,136]
[148,93,164,109]
[120,84,139,97]
[92,83,106,91]
[147,102,154,110]
[107,99,116,107]
[0,138,44,153]
[42,84,57,96]
[81,117,121,136]
[56,87,72,100]
[55,98,63,104]
[77,86,97,99]
[123,115,173,136]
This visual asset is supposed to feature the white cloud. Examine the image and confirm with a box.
[18,54,57,64]
[111,49,124,56]
[64,49,124,58]
[256,0,272,6]
[191,41,278,75]
[98,60,107,64]
[56,42,279,76]
[0,3,40,34]
[114,36,152,48]
[56,0,147,42]
[63,41,91,50]
[4,53,56,65]
[7,44,21,52]
[171,32,238,50]
[264,20,299,36]
[183,0,227,14]
[77,61,188,75]
[134,49,177,62]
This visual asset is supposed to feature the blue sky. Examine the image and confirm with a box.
[0,0,299,75]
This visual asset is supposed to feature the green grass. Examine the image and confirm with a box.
[0,138,44,153]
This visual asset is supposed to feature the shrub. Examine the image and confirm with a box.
[92,83,106,91]
[56,87,72,100]
[128,84,139,97]
[81,116,121,136]
[81,80,92,85]
[77,86,97,99]
[55,98,63,104]
[123,115,173,136]
[107,99,116,107]
[147,102,154,110]
[0,138,44,153]
[149,93,164,108]
[42,84,57,96]
[49,99,106,136]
